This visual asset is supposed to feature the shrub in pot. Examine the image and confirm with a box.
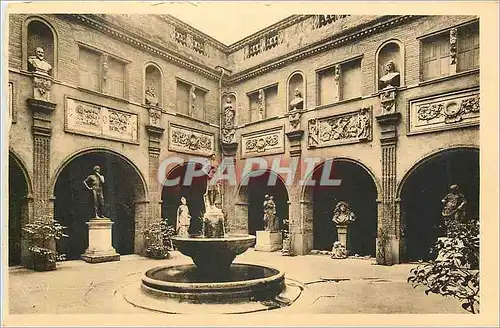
[142,219,175,259]
[22,215,68,271]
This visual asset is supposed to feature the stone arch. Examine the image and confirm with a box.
[375,39,404,91]
[8,150,33,266]
[235,169,291,236]
[144,61,164,107]
[50,147,149,260]
[22,15,59,77]
[286,70,306,111]
[301,157,380,256]
[397,145,479,262]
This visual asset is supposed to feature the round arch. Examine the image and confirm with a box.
[22,15,59,77]
[375,38,405,91]
[398,146,479,262]
[301,157,380,255]
[236,169,290,236]
[9,149,33,196]
[51,148,148,260]
[286,70,306,110]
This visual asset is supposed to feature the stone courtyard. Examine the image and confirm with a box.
[8,249,464,315]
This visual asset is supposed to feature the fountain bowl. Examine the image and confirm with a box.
[171,234,256,274]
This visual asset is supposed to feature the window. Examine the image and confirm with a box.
[421,34,450,80]
[78,46,127,98]
[457,23,479,72]
[176,80,207,119]
[317,58,362,105]
[247,85,279,123]
[421,22,479,81]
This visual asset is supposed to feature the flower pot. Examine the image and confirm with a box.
[33,254,56,271]
[147,248,168,260]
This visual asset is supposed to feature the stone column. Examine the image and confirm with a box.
[376,88,402,264]
[144,106,165,255]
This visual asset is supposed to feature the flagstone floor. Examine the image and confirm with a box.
[7,249,465,315]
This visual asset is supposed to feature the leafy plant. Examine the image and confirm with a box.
[377,224,393,266]
[408,217,480,313]
[22,215,68,264]
[142,219,176,259]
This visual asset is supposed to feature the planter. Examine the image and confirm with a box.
[147,247,169,260]
[32,254,56,272]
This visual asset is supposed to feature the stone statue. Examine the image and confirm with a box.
[28,47,52,75]
[263,195,278,232]
[176,197,192,236]
[331,241,347,259]
[223,97,235,128]
[258,89,265,120]
[204,154,220,209]
[379,60,400,90]
[442,184,467,222]
[83,165,106,218]
[289,88,304,111]
[332,201,356,225]
[145,84,159,107]
[190,86,197,110]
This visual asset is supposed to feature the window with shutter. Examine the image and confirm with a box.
[457,23,479,72]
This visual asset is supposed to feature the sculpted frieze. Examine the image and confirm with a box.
[241,126,284,158]
[168,123,215,156]
[409,89,479,134]
[308,107,372,148]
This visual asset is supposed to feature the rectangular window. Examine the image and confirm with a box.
[247,85,280,122]
[106,57,125,98]
[78,47,101,92]
[341,59,362,100]
[264,85,279,117]
[248,92,260,122]
[193,88,207,120]
[318,67,335,106]
[457,23,479,72]
[421,33,450,80]
[176,80,190,115]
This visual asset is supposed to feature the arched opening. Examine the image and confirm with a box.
[25,18,56,76]
[53,151,146,260]
[237,170,289,236]
[400,148,479,262]
[9,153,31,266]
[144,63,163,106]
[161,162,207,234]
[303,159,378,256]
[376,40,403,91]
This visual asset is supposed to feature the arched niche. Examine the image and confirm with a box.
[287,71,305,111]
[144,62,163,107]
[221,93,237,127]
[376,40,404,91]
[22,16,58,77]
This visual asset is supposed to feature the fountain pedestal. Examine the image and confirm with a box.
[255,230,282,252]
[81,218,120,263]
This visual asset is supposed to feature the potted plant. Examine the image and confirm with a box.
[22,215,68,271]
[142,219,175,259]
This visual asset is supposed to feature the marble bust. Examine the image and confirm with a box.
[289,88,304,111]
[28,47,52,75]
[145,84,159,107]
[379,60,400,90]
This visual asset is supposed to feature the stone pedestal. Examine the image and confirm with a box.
[203,206,225,238]
[255,230,282,252]
[81,218,120,263]
[336,224,349,254]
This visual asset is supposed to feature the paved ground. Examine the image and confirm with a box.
[7,248,466,315]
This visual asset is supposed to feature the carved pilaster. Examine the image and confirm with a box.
[450,28,458,75]
[286,130,304,157]
[27,98,56,218]
[146,124,165,221]
[258,89,266,120]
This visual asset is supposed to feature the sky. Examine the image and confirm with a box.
[154,2,294,45]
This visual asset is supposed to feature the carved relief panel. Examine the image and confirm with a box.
[408,88,479,135]
[308,107,372,148]
[65,97,138,144]
[168,123,215,156]
[241,126,285,158]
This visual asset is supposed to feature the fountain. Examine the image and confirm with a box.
[138,160,289,306]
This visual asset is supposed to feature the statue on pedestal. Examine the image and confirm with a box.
[332,201,356,225]
[332,201,355,258]
[442,184,467,223]
[145,84,159,107]
[263,195,278,232]
[83,165,106,219]
[28,47,52,75]
[204,154,220,209]
[176,197,192,236]
[223,97,235,128]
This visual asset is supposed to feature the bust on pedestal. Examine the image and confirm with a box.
[202,154,226,238]
[255,195,282,252]
[331,201,356,259]
[80,165,120,263]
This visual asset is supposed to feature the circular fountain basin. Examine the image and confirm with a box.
[142,263,285,303]
[171,234,256,274]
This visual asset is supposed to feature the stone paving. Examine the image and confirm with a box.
[7,249,465,315]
